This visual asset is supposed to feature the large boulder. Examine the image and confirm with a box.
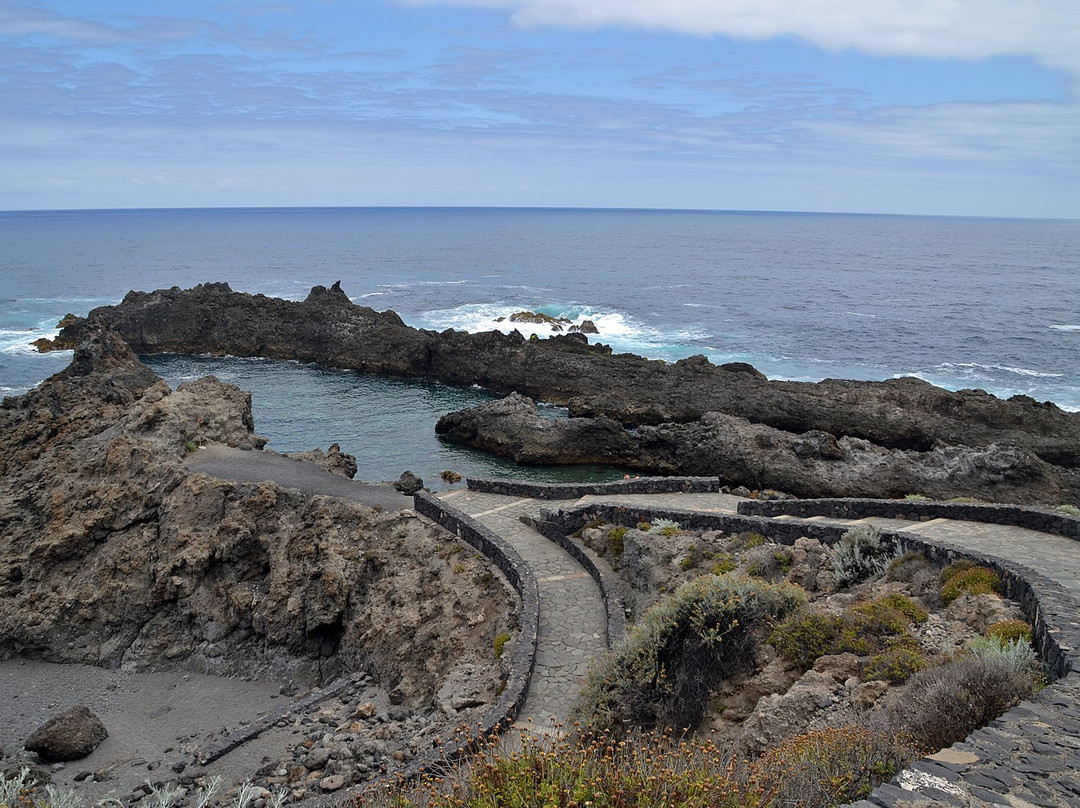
[24,706,107,761]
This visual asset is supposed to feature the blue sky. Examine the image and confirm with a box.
[1,0,1078,217]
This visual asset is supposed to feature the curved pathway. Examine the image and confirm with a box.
[437,489,608,731]
[443,487,1080,808]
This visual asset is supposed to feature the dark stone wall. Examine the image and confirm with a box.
[466,476,720,499]
[403,491,540,776]
[738,497,1080,542]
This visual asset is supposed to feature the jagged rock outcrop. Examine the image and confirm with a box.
[54,283,1080,469]
[1,325,512,705]
[436,393,1069,504]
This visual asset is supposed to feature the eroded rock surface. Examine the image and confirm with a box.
[438,393,1068,504]
[0,325,513,706]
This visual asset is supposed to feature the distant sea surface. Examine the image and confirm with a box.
[2,207,1078,487]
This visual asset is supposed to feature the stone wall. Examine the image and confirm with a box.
[466,475,719,499]
[402,492,540,775]
[738,497,1080,541]
[535,496,1080,808]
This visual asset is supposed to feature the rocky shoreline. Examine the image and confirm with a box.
[50,282,1080,505]
[1,324,516,802]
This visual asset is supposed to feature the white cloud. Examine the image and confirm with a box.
[402,0,1080,75]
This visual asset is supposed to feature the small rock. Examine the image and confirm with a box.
[319,775,346,792]
[852,680,890,709]
[393,471,423,495]
[304,747,331,771]
[351,702,376,720]
[74,771,94,782]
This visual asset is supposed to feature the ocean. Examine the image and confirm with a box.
[2,207,1078,488]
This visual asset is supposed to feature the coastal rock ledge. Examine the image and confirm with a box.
[56,282,1080,503]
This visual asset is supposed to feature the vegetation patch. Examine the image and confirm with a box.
[940,562,1002,604]
[356,724,914,808]
[575,573,804,733]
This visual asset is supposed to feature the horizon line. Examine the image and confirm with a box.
[1,204,1076,223]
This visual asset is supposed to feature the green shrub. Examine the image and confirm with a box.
[886,550,930,582]
[903,493,931,502]
[985,619,1033,644]
[606,526,627,556]
[831,524,894,588]
[755,725,917,807]
[730,531,766,549]
[710,553,736,576]
[863,640,929,684]
[772,594,926,670]
[575,573,805,732]
[851,591,928,626]
[770,612,844,669]
[1055,504,1080,516]
[636,521,652,532]
[967,634,1041,680]
[185,440,198,453]
[650,518,681,537]
[940,563,1002,604]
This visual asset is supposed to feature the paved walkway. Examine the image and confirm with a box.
[186,445,413,510]
[438,489,608,731]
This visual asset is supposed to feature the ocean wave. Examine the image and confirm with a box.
[1050,325,1080,332]
[928,362,1064,379]
[0,326,60,356]
[413,301,709,355]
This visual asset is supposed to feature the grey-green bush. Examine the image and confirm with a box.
[575,572,805,733]
[892,640,1040,752]
[831,524,896,588]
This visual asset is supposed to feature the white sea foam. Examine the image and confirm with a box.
[1050,325,1080,332]
[413,301,708,356]
[930,362,1063,379]
[0,326,65,356]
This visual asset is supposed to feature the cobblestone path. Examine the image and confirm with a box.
[437,489,608,731]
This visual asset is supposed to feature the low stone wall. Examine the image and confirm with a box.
[466,475,719,500]
[395,491,541,776]
[521,512,627,646]
[738,497,1080,542]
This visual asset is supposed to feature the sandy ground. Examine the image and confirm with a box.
[0,659,326,804]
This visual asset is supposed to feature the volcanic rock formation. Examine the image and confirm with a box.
[1,324,512,704]
[435,393,1069,504]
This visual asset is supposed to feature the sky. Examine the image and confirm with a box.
[1,0,1078,217]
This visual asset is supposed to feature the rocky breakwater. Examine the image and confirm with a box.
[1,322,513,714]
[50,282,1080,502]
[437,393,1075,504]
